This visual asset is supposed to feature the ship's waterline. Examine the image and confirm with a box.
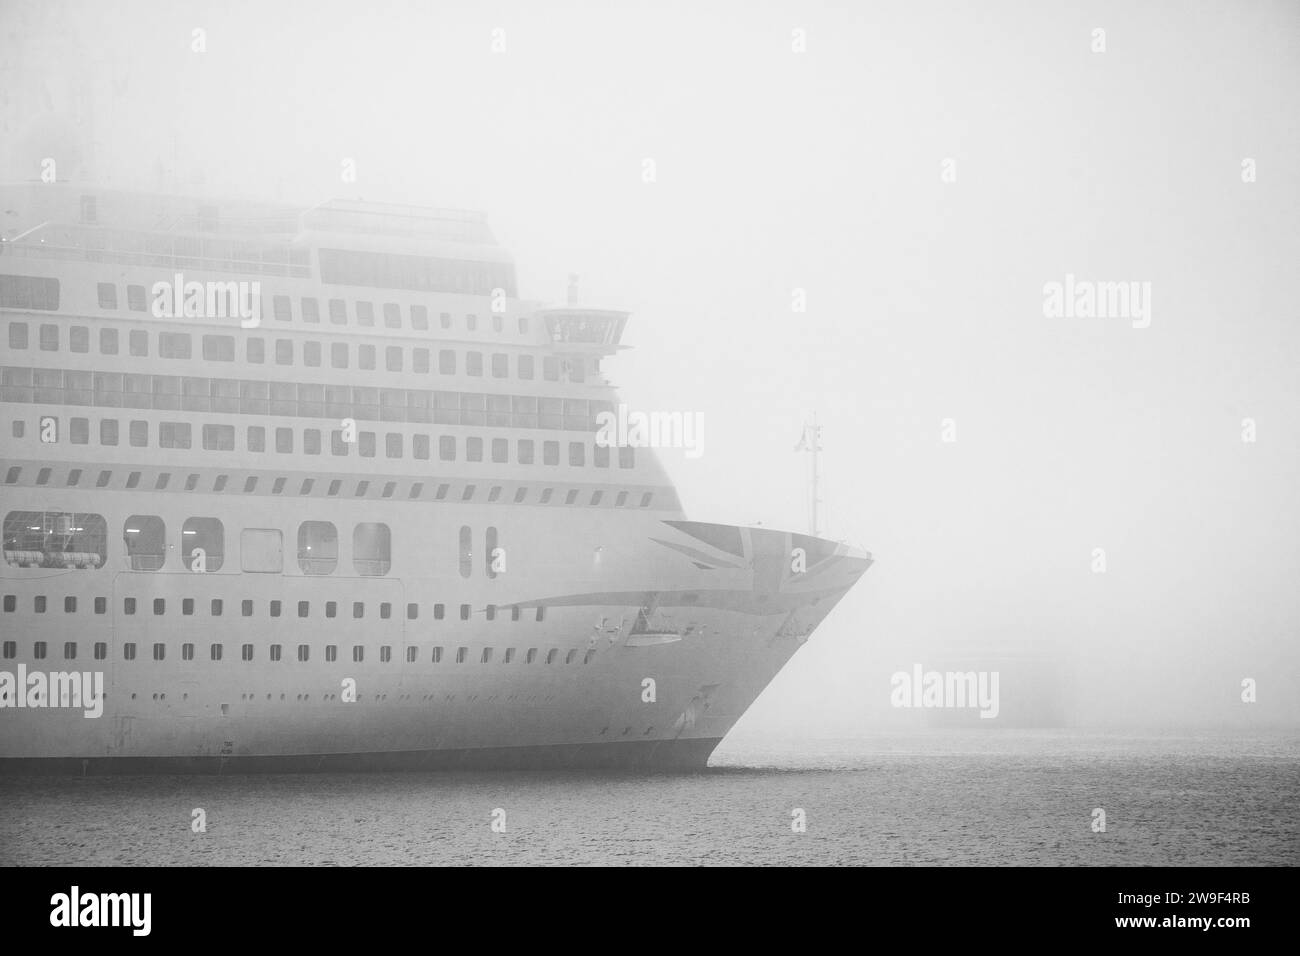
[0,183,872,772]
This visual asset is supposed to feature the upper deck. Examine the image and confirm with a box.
[0,183,677,513]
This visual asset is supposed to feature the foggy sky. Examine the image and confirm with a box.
[3,0,1297,733]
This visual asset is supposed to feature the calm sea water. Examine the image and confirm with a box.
[2,731,1296,866]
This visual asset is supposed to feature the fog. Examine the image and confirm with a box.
[4,0,1297,735]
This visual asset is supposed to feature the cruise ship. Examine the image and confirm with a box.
[0,182,873,772]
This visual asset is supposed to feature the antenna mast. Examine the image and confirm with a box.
[795,415,823,536]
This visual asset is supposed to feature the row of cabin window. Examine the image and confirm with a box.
[21,416,636,467]
[7,513,500,579]
[121,516,389,574]
[1,594,545,623]
[2,365,604,432]
[1,465,656,511]
[6,321,582,381]
[1,640,593,667]
[90,282,527,334]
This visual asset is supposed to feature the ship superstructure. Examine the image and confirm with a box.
[0,183,871,771]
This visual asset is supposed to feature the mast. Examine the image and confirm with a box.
[794,415,823,536]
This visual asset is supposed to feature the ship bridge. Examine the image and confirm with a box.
[537,308,628,351]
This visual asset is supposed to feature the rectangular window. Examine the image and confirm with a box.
[439,436,455,461]
[466,437,483,462]
[359,345,375,370]
[247,338,265,363]
[202,424,235,450]
[247,425,266,452]
[331,342,348,368]
[275,339,293,365]
[413,434,430,459]
[273,295,292,322]
[39,323,58,351]
[491,353,508,378]
[97,283,118,309]
[70,326,89,352]
[518,439,535,464]
[303,340,321,367]
[439,350,456,374]
[276,427,293,453]
[386,346,402,371]
[301,297,320,323]
[466,351,482,376]
[202,335,235,361]
[518,355,534,379]
[329,299,347,324]
[386,433,402,458]
[129,329,148,356]
[356,301,374,326]
[353,523,391,576]
[241,528,283,573]
[411,305,429,330]
[543,441,559,465]
[159,421,192,449]
[0,275,60,310]
[159,331,192,359]
[304,429,321,455]
[383,303,402,328]
[99,327,118,354]
[569,442,585,466]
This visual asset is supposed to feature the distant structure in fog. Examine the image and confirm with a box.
[920,644,1071,728]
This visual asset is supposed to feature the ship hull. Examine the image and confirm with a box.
[0,489,871,773]
[0,737,726,774]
